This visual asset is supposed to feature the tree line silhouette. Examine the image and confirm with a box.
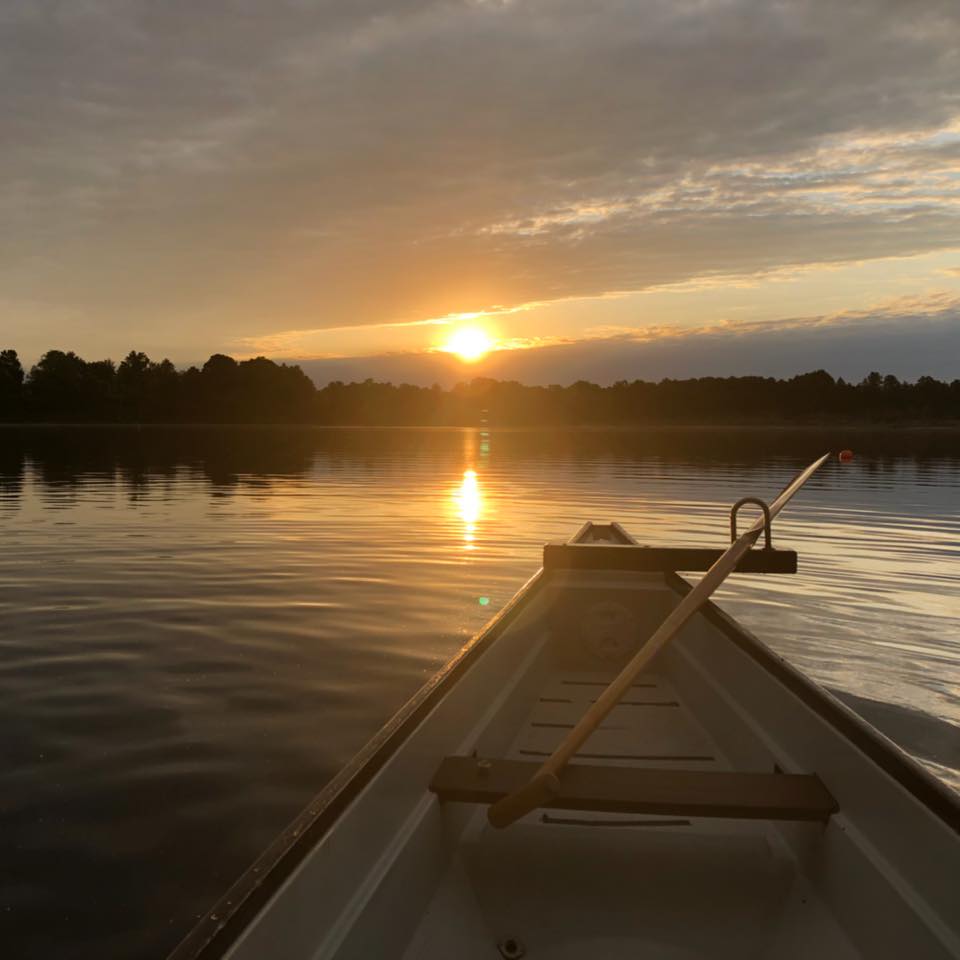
[1,349,958,425]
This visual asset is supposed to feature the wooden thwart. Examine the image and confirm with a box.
[432,756,838,822]
[543,543,798,573]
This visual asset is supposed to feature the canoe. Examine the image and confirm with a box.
[170,522,960,960]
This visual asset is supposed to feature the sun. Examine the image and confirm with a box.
[444,326,493,363]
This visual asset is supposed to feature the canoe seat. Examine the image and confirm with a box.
[430,756,837,822]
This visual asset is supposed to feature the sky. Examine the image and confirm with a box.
[2,0,960,384]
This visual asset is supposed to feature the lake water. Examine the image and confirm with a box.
[1,426,958,959]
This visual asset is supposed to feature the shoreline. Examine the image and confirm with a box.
[2,421,959,432]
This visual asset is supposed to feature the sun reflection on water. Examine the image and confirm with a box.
[454,468,482,549]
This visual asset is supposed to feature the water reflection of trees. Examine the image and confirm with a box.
[0,428,319,504]
[0,426,958,510]
[0,446,24,514]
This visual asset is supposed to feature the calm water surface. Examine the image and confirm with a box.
[1,427,958,959]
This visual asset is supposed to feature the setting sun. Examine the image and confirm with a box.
[444,326,493,363]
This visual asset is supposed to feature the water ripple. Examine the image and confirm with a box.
[0,430,957,958]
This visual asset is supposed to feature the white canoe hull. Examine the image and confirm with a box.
[171,525,960,960]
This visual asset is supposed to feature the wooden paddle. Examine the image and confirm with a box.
[487,453,831,829]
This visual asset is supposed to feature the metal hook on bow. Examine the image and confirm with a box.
[731,497,772,550]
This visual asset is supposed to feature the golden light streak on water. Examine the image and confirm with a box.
[454,468,482,549]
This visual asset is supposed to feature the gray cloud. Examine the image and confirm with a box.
[296,298,960,386]
[1,0,960,355]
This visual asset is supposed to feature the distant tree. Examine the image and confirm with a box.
[198,354,241,421]
[85,359,118,419]
[117,351,157,421]
[149,359,181,421]
[912,374,951,418]
[236,356,315,423]
[4,345,959,425]
[201,353,239,381]
[0,349,25,420]
[27,351,106,420]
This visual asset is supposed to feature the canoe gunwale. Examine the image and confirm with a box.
[665,570,960,836]
[166,569,546,960]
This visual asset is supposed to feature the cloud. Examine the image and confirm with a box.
[295,295,960,386]
[1,0,960,358]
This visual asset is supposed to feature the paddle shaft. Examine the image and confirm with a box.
[487,453,831,828]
